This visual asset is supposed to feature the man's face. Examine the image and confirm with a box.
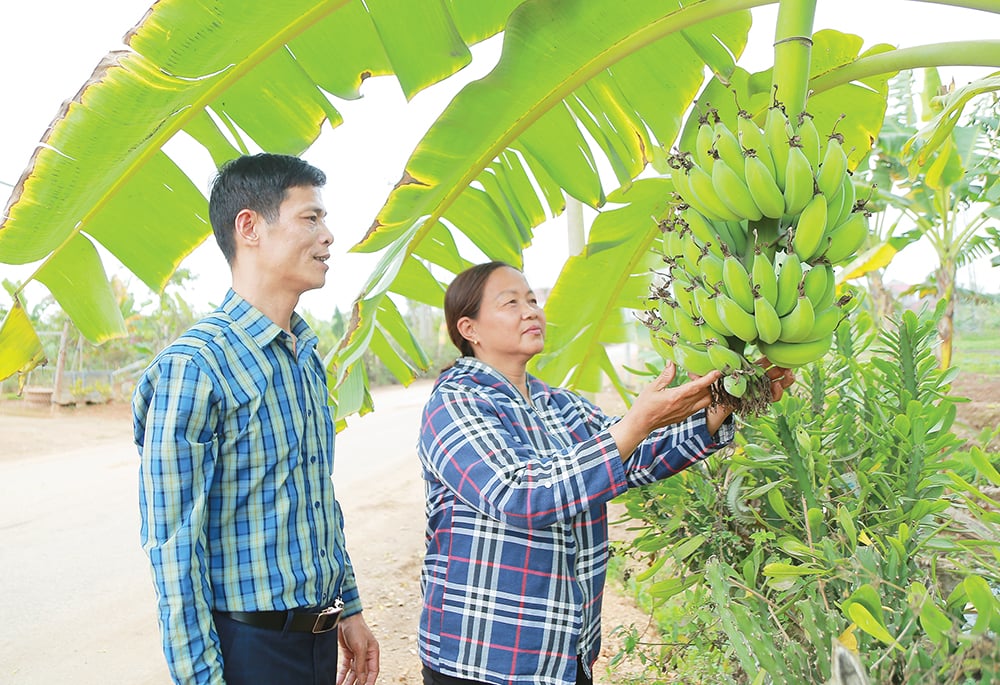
[257,185,333,295]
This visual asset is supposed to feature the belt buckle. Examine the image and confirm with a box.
[312,598,344,634]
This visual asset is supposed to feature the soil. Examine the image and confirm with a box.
[1,369,996,684]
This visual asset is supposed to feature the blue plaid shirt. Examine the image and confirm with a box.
[133,290,360,685]
[417,358,731,685]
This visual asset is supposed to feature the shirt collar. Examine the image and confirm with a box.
[446,356,551,406]
[219,289,317,353]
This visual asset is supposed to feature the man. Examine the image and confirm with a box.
[133,153,379,685]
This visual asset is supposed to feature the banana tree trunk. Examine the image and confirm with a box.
[936,260,956,369]
[865,269,896,327]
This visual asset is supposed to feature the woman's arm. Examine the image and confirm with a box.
[419,387,630,530]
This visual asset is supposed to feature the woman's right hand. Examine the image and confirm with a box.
[608,361,721,460]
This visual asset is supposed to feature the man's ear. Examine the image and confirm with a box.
[234,209,260,246]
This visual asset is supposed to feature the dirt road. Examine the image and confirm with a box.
[0,381,645,684]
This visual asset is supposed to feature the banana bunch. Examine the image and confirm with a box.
[647,101,868,416]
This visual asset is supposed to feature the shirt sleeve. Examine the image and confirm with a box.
[419,386,630,530]
[333,497,364,617]
[622,409,735,487]
[135,355,225,685]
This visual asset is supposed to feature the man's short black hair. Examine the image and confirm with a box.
[208,153,327,264]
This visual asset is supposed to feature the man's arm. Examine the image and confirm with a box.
[135,355,225,685]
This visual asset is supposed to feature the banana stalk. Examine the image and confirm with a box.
[770,0,819,123]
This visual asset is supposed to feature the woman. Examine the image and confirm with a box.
[417,261,793,685]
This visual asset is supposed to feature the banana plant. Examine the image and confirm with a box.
[0,0,521,382]
[852,67,1000,368]
[3,0,1000,416]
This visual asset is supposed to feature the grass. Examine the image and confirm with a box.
[952,299,1000,375]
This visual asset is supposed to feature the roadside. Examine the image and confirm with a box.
[0,381,647,684]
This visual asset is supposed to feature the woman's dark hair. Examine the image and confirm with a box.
[444,261,514,357]
[208,153,326,264]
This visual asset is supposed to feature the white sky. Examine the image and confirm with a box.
[2,1,999,322]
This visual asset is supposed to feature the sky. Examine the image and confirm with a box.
[2,1,1000,322]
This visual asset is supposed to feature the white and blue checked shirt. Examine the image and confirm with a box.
[133,290,360,684]
[417,357,732,685]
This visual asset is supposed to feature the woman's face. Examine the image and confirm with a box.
[460,266,545,366]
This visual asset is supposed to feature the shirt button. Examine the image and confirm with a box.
[314,501,321,509]
[320,549,326,557]
[310,456,317,464]
[307,409,312,417]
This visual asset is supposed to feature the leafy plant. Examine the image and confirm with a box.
[615,302,1000,683]
[4,1,1000,420]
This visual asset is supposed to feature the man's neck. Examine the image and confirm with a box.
[231,277,298,333]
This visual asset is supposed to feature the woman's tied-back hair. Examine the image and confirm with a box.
[444,261,514,357]
[208,153,327,264]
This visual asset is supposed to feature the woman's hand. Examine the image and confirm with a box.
[609,361,720,459]
[610,358,797,458]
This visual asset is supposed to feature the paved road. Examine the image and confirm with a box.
[0,381,432,684]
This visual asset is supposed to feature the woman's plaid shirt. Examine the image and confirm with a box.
[417,358,732,685]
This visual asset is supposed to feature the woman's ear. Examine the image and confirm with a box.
[456,316,477,345]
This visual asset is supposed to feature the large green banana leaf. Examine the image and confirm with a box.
[333,6,1000,418]
[4,0,1000,416]
[0,0,521,375]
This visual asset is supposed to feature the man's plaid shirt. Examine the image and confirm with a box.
[417,357,732,685]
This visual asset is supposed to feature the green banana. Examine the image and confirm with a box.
[791,193,828,263]
[682,234,705,269]
[723,220,749,257]
[723,372,749,398]
[827,170,856,230]
[695,111,719,171]
[803,264,836,310]
[800,304,842,343]
[650,332,677,362]
[698,252,726,291]
[801,264,829,303]
[712,158,763,221]
[689,163,741,222]
[680,208,718,251]
[672,301,703,342]
[816,132,848,198]
[694,286,732,336]
[815,280,837,311]
[778,294,816,343]
[656,298,679,332]
[821,211,869,264]
[672,341,718,376]
[722,254,755,313]
[796,111,821,169]
[751,247,778,307]
[674,167,725,223]
[783,144,815,216]
[744,152,785,219]
[659,222,682,261]
[754,294,782,344]
[736,110,767,158]
[774,254,803,316]
[673,279,698,313]
[758,332,834,368]
[715,291,759,343]
[696,315,730,344]
[764,104,792,190]
[706,338,745,372]
[714,120,747,182]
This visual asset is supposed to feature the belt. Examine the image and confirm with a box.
[221,597,344,634]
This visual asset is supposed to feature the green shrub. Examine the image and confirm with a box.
[614,302,1000,684]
